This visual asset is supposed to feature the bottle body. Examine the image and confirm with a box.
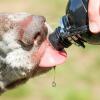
[66,0,100,45]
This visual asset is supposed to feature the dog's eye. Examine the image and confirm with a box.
[18,40,33,51]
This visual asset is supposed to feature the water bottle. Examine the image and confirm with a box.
[49,0,100,50]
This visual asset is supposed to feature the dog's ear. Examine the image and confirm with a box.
[18,15,48,47]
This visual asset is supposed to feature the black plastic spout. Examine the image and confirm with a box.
[49,15,87,50]
[49,27,72,50]
[49,16,72,50]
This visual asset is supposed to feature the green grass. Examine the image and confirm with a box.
[0,0,100,100]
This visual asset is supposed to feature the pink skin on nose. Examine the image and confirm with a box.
[38,39,67,67]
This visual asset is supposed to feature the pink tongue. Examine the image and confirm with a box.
[39,39,67,67]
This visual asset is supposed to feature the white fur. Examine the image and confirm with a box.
[5,48,34,70]
[7,13,31,22]
[0,28,35,89]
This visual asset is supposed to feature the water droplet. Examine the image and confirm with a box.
[52,81,56,87]
[52,66,56,87]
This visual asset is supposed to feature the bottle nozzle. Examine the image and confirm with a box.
[48,16,87,49]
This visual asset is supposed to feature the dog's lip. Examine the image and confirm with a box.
[38,39,67,67]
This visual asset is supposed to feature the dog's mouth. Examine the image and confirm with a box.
[38,39,67,68]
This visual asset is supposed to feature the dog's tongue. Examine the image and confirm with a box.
[39,39,67,67]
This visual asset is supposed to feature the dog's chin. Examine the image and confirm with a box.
[5,66,52,92]
[32,66,53,77]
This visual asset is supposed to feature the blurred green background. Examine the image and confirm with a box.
[0,0,100,100]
